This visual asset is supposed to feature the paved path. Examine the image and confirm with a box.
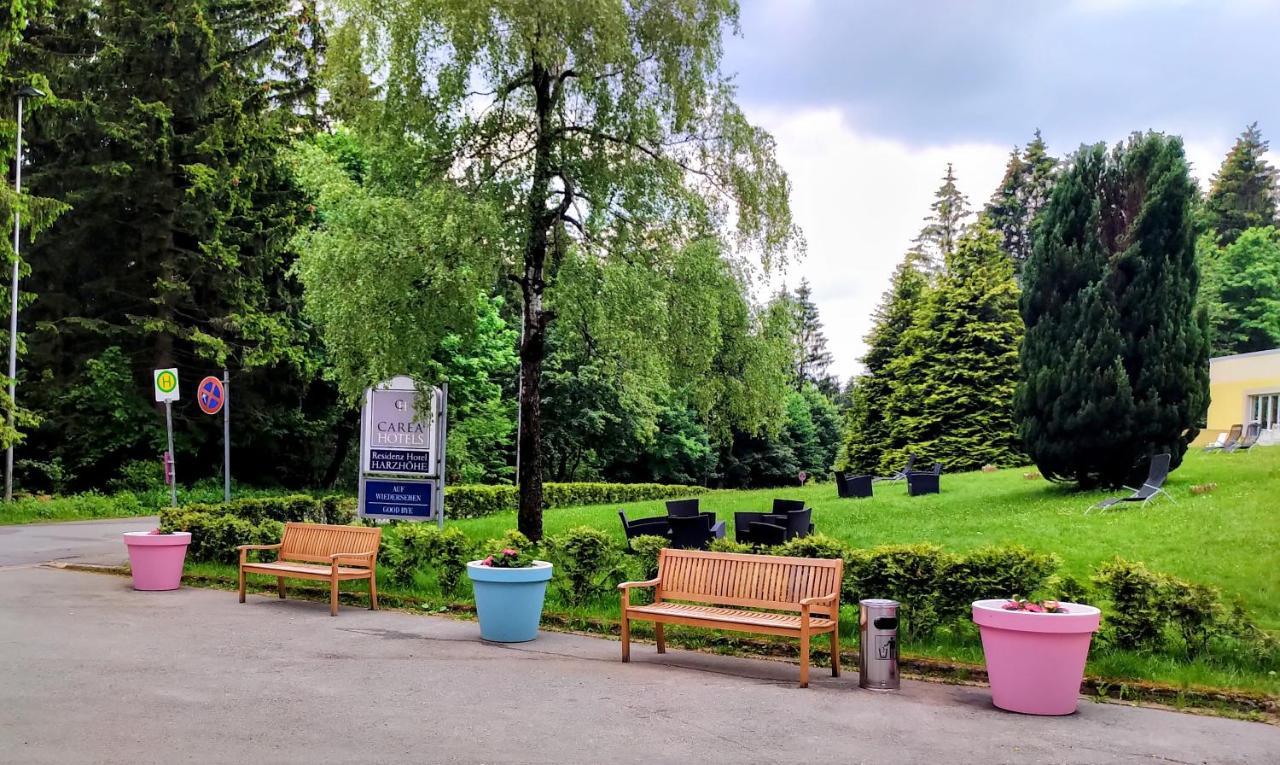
[1,566,1275,764]
[0,516,155,567]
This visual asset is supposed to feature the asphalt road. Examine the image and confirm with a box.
[1,565,1275,764]
[0,516,155,567]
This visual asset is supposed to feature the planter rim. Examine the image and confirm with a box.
[972,598,1100,634]
[466,560,553,583]
[122,531,191,547]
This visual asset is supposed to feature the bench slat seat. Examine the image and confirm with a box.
[237,522,381,616]
[619,548,842,687]
[240,561,373,580]
[626,602,837,633]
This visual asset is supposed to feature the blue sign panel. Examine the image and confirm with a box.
[368,448,433,475]
[361,478,434,520]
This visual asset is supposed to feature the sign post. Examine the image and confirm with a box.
[153,368,180,507]
[197,373,230,503]
[358,376,447,525]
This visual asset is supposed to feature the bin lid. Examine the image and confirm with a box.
[859,598,899,607]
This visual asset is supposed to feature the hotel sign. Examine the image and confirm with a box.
[358,376,448,524]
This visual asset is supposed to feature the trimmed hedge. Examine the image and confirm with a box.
[444,482,705,519]
[160,494,357,563]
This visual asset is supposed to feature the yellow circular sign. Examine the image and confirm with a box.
[156,370,177,393]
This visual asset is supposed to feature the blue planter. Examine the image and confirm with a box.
[467,560,553,642]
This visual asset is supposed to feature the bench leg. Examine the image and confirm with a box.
[330,576,339,617]
[277,577,286,600]
[655,623,666,654]
[799,632,811,688]
[621,613,631,663]
[368,574,378,610]
[238,566,245,604]
[830,631,840,677]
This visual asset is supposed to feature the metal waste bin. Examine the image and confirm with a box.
[859,598,900,690]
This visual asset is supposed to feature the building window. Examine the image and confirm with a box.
[1249,393,1280,428]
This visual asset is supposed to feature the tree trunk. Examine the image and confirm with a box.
[322,406,359,488]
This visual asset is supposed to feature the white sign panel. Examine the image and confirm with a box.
[360,376,440,477]
[153,368,180,403]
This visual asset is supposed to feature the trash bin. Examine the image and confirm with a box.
[859,598,900,690]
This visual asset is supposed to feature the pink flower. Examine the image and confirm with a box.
[1025,602,1044,613]
[1002,602,1020,610]
[481,555,494,566]
[501,548,518,556]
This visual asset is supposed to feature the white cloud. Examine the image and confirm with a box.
[749,107,1008,381]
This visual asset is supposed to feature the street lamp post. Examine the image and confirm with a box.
[5,85,45,503]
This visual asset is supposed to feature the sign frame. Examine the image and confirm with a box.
[358,376,447,526]
[153,368,179,403]
[358,476,435,521]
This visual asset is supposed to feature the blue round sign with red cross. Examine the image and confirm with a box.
[197,376,224,415]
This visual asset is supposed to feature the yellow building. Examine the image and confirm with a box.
[1197,348,1280,446]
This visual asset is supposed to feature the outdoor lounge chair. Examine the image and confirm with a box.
[1088,453,1174,513]
[1225,423,1261,453]
[875,453,916,482]
[668,513,720,550]
[618,510,671,550]
[1204,424,1242,453]
[665,498,700,517]
[735,506,814,546]
[836,472,873,498]
[905,463,942,496]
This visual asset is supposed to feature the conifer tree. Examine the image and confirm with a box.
[792,279,835,392]
[1016,133,1209,488]
[834,255,926,474]
[913,163,971,274]
[985,130,1057,276]
[1204,124,1278,245]
[881,221,1022,472]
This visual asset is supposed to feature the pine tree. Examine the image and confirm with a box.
[14,0,331,488]
[1016,133,1210,488]
[792,279,835,392]
[1200,226,1280,355]
[985,130,1057,276]
[881,221,1022,472]
[1204,123,1279,245]
[913,163,971,273]
[834,255,927,474]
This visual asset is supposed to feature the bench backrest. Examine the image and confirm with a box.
[279,522,381,566]
[656,548,841,616]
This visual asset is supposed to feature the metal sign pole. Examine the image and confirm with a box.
[222,368,230,503]
[164,400,177,507]
[436,383,448,528]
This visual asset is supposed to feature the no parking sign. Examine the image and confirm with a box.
[197,376,225,415]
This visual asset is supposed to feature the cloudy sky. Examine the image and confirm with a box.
[722,0,1280,381]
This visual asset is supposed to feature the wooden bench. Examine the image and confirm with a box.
[618,548,842,687]
[237,522,381,616]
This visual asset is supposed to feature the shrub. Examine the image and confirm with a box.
[545,526,624,607]
[381,524,474,594]
[1093,558,1167,650]
[444,482,706,520]
[939,546,1059,622]
[707,537,752,554]
[627,535,668,581]
[774,533,851,562]
[846,544,956,639]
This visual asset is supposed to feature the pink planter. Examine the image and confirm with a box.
[123,532,191,591]
[972,599,1101,715]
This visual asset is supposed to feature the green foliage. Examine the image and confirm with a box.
[985,130,1058,276]
[444,482,706,520]
[1203,123,1278,246]
[707,537,752,554]
[545,526,624,607]
[1199,227,1280,356]
[628,535,669,581]
[773,533,851,562]
[158,494,355,562]
[939,545,1059,621]
[790,279,835,392]
[1016,133,1210,488]
[846,544,955,639]
[382,524,474,593]
[881,222,1023,472]
[912,163,971,273]
[1093,558,1170,650]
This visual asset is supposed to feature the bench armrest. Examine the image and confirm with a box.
[330,552,376,565]
[799,592,838,607]
[237,543,283,552]
[617,577,661,591]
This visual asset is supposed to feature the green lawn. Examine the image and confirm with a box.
[455,448,1280,632]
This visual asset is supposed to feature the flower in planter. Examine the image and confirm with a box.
[1001,595,1066,613]
[480,547,534,568]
